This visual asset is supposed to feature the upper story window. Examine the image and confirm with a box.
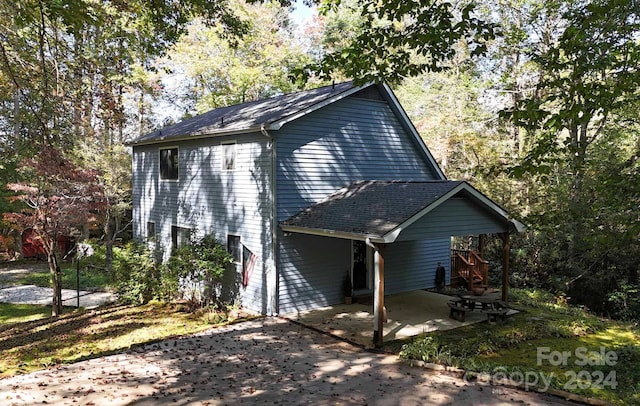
[160,147,179,180]
[222,142,236,171]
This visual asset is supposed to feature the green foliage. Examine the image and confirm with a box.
[398,288,639,404]
[14,264,114,291]
[158,1,310,116]
[113,241,161,305]
[166,234,235,309]
[112,234,234,309]
[299,0,496,84]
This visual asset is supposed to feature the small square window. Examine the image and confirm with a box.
[147,222,156,239]
[227,235,241,263]
[160,147,178,180]
[171,226,191,251]
[222,143,236,171]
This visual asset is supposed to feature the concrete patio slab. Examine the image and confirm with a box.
[283,290,517,348]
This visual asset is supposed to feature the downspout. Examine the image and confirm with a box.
[366,237,385,346]
[261,125,279,315]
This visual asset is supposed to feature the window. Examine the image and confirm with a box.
[227,235,241,264]
[222,143,236,171]
[160,147,178,180]
[171,226,191,251]
[147,222,156,239]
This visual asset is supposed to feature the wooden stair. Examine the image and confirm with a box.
[450,250,489,290]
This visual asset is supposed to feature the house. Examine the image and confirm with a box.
[129,82,524,344]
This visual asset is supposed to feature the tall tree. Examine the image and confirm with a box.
[4,147,105,316]
[157,0,310,117]
[506,0,640,243]
[297,0,497,84]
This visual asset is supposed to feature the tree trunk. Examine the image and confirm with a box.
[104,213,114,274]
[48,251,63,317]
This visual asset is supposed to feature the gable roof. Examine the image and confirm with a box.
[280,180,525,243]
[129,81,447,180]
[129,82,358,145]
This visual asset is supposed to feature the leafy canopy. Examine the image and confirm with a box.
[297,0,497,84]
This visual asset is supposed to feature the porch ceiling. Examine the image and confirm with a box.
[279,180,525,243]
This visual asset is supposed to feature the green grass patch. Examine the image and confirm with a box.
[14,264,114,291]
[0,302,250,378]
[0,303,51,325]
[391,288,640,405]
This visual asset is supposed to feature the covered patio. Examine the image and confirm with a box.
[283,290,512,349]
[280,180,524,347]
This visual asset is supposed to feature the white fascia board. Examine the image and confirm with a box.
[381,183,467,243]
[381,182,526,243]
[279,224,384,243]
[380,83,447,180]
[461,183,527,233]
[267,84,371,131]
[126,127,263,147]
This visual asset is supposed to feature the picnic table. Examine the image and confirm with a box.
[447,295,512,323]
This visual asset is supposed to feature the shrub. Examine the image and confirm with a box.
[113,241,160,304]
[112,235,235,309]
[165,234,235,310]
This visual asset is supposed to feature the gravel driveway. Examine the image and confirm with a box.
[0,317,579,405]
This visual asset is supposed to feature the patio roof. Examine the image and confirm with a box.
[280,180,525,243]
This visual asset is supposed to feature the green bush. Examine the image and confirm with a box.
[113,241,160,304]
[112,234,235,309]
[166,234,234,310]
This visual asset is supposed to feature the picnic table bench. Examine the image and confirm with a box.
[447,295,512,323]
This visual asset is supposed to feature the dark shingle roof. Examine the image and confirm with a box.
[280,180,464,237]
[130,81,356,145]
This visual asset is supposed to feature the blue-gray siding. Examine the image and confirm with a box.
[277,233,350,314]
[132,134,275,314]
[397,197,509,241]
[275,96,440,222]
[275,96,443,313]
[385,238,451,293]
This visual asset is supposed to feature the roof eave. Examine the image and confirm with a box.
[279,224,385,243]
[380,83,447,180]
[125,126,264,147]
[267,83,370,131]
[381,182,526,243]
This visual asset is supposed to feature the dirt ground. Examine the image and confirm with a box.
[0,317,581,405]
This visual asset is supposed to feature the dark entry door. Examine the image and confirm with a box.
[352,240,368,291]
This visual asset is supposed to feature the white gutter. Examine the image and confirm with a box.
[126,127,264,147]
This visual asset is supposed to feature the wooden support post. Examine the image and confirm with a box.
[478,234,485,257]
[373,243,385,347]
[500,232,510,302]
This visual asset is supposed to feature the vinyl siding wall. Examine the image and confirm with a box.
[396,197,509,241]
[277,234,350,314]
[275,96,442,313]
[132,134,275,314]
[384,238,452,293]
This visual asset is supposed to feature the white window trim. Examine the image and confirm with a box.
[146,221,156,240]
[171,224,191,251]
[159,146,180,181]
[227,234,242,265]
[221,141,237,172]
